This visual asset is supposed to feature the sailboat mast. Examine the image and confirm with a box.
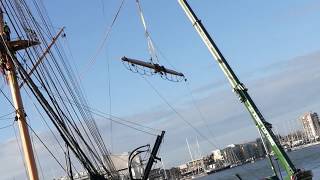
[0,9,39,180]
[186,138,194,161]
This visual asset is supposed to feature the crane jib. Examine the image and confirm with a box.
[178,0,313,179]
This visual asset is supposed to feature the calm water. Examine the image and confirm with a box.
[198,144,320,180]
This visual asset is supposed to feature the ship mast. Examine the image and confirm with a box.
[0,8,40,180]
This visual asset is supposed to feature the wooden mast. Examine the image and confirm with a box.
[0,9,39,180]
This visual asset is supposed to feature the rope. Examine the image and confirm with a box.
[12,124,29,178]
[30,128,45,180]
[0,86,16,108]
[105,45,113,151]
[0,122,14,129]
[25,120,68,173]
[3,0,117,175]
[80,0,125,79]
[91,111,158,136]
[0,111,15,119]
[184,81,221,148]
[22,85,80,175]
[135,0,159,64]
[39,88,162,133]
[142,76,219,149]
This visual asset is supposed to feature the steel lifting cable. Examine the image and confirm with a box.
[128,0,187,82]
[135,0,159,64]
[133,4,221,147]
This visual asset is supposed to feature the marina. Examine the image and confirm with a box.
[0,0,319,180]
[199,144,320,180]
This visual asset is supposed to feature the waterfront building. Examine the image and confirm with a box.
[203,154,215,168]
[240,143,257,161]
[300,112,320,140]
[147,167,182,180]
[149,168,172,180]
[167,167,181,180]
[178,158,205,177]
[222,144,244,164]
[212,149,224,161]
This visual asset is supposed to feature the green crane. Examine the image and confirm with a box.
[178,0,313,179]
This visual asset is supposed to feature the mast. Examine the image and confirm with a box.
[196,137,201,159]
[186,138,194,161]
[0,9,40,180]
[178,0,312,179]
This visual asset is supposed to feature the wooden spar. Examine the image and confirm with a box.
[121,56,185,77]
[0,9,40,180]
[19,27,65,88]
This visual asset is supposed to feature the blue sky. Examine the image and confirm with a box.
[1,0,320,179]
[41,0,320,118]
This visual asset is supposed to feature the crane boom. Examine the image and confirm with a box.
[178,0,312,179]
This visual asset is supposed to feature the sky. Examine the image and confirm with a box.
[1,0,320,179]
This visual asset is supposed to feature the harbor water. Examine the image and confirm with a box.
[198,144,320,180]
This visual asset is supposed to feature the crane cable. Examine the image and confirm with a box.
[135,0,159,64]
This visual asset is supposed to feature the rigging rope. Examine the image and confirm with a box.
[12,124,29,178]
[80,0,125,79]
[22,85,81,175]
[2,1,116,176]
[142,76,219,149]
[0,122,14,130]
[37,88,162,134]
[184,81,221,148]
[0,111,15,119]
[25,120,68,173]
[30,128,46,180]
[105,47,113,151]
[0,84,16,108]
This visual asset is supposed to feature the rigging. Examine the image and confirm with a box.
[120,0,186,82]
